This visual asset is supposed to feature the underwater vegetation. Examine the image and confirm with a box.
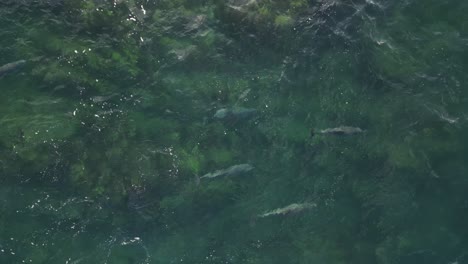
[1,0,468,263]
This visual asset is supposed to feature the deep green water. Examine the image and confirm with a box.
[1,0,468,263]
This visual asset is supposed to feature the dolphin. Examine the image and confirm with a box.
[258,202,317,218]
[311,126,364,137]
[214,107,257,121]
[196,163,254,185]
[200,163,254,180]
[0,60,27,78]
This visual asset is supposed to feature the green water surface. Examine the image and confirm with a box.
[1,0,468,263]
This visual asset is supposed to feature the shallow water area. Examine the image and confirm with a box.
[1,0,468,263]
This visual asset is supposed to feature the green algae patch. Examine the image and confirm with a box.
[274,15,294,29]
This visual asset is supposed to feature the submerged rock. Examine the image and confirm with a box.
[168,45,197,61]
[184,14,207,34]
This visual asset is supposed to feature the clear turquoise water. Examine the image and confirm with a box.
[1,0,468,263]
